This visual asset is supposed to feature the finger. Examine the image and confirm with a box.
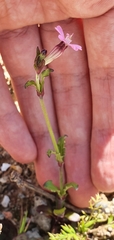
[0,0,114,31]
[0,25,60,186]
[0,64,37,162]
[40,19,97,207]
[83,8,114,191]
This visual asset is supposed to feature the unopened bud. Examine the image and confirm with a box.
[34,47,47,74]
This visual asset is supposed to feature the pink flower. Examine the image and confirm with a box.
[44,25,82,65]
[55,25,82,51]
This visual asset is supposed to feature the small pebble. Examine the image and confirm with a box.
[109,207,114,214]
[32,196,51,232]
[26,227,41,239]
[1,195,10,208]
[107,226,113,232]
[0,213,4,220]
[34,212,51,232]
[68,212,80,222]
[1,163,11,171]
[106,232,111,237]
[94,200,108,209]
[104,207,110,214]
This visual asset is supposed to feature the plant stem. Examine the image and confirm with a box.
[36,73,40,91]
[39,97,65,194]
[59,164,64,192]
[39,97,59,154]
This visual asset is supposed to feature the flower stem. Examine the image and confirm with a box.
[39,97,59,154]
[39,97,65,194]
[59,163,64,192]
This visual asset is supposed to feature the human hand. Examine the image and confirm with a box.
[0,0,114,207]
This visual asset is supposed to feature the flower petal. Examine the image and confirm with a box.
[69,43,82,51]
[55,25,65,41]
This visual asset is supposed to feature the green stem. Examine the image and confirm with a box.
[36,73,40,91]
[39,97,59,154]
[59,164,64,192]
[39,97,65,194]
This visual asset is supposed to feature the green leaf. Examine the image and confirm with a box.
[43,180,59,193]
[84,219,96,228]
[57,135,67,160]
[53,207,66,217]
[25,80,37,89]
[36,46,40,56]
[48,224,80,240]
[62,224,76,234]
[41,68,54,78]
[108,214,114,224]
[18,211,28,234]
[47,149,56,157]
[64,182,78,192]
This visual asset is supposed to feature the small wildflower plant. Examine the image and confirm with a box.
[25,26,82,217]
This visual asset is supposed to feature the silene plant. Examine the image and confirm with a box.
[25,25,82,220]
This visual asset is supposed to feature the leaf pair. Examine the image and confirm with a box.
[44,180,78,199]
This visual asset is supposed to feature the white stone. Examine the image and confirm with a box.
[1,163,11,172]
[1,195,10,208]
[68,212,80,222]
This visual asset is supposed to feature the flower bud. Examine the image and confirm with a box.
[34,47,47,74]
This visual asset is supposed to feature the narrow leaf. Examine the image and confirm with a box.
[57,135,67,159]
[43,180,59,192]
[47,149,53,157]
[18,211,28,234]
[84,219,96,228]
[25,80,37,89]
[64,182,78,192]
[41,68,54,78]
